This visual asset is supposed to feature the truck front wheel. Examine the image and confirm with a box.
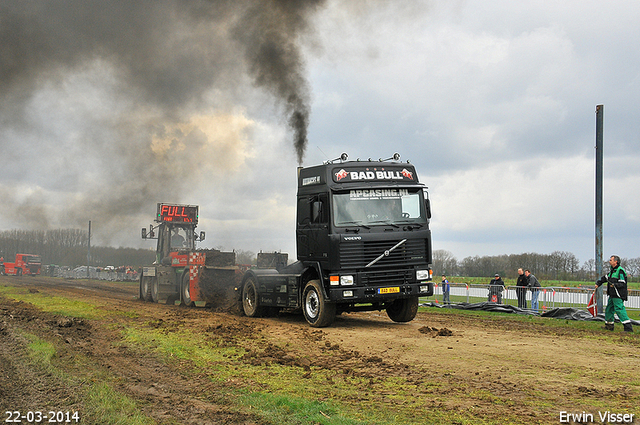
[302,280,336,328]
[386,296,419,323]
[242,277,266,317]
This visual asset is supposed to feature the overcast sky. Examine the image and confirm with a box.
[1,0,639,266]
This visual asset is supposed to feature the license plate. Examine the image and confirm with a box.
[378,287,400,294]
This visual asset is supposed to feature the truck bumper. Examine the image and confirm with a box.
[328,281,433,303]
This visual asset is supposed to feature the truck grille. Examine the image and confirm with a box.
[339,239,427,270]
[361,268,413,285]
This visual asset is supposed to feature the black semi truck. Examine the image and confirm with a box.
[240,153,433,327]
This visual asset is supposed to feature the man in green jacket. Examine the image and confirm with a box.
[596,255,633,332]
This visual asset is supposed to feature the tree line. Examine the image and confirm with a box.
[0,229,154,268]
[433,249,640,282]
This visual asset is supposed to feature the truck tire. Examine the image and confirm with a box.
[16,268,22,276]
[302,280,336,328]
[180,272,194,307]
[242,277,266,317]
[386,296,419,323]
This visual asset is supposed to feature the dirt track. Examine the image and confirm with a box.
[1,275,639,424]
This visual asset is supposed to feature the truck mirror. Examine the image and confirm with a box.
[141,228,147,239]
[425,199,432,219]
[200,231,205,241]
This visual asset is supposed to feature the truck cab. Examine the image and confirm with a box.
[241,154,433,327]
[3,254,42,276]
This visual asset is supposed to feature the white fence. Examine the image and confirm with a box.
[43,266,139,282]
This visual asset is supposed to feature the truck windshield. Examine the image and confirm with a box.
[332,188,426,227]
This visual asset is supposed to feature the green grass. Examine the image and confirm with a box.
[84,383,154,425]
[241,393,364,425]
[20,331,58,374]
[0,285,104,319]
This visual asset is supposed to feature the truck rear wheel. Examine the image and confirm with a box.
[386,296,419,323]
[180,272,194,307]
[242,277,265,317]
[302,280,336,328]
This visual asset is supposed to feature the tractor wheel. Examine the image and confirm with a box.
[139,274,145,300]
[386,296,419,323]
[180,272,194,307]
[141,276,154,302]
[150,277,159,303]
[302,280,336,328]
[242,277,265,317]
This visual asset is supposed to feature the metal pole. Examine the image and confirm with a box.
[595,105,604,313]
[87,220,91,279]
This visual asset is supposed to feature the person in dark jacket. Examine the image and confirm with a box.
[441,275,450,305]
[488,273,506,303]
[596,255,633,332]
[516,268,528,309]
[525,269,541,311]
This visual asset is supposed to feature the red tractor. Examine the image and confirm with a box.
[139,203,239,309]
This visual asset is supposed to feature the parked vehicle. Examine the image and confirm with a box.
[3,254,42,276]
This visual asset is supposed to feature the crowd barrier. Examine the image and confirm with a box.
[44,267,139,282]
[432,283,640,312]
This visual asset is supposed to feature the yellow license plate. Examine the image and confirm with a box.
[378,287,400,294]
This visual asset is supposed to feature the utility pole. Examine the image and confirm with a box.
[87,220,91,279]
[595,105,604,313]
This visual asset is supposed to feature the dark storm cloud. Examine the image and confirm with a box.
[0,0,325,239]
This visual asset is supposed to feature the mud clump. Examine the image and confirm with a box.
[419,326,454,337]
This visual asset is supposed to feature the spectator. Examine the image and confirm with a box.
[525,269,541,311]
[441,275,450,305]
[596,255,633,332]
[488,273,506,303]
[516,268,528,309]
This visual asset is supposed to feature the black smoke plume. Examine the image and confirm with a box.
[0,0,325,243]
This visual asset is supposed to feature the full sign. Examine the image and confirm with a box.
[156,203,199,224]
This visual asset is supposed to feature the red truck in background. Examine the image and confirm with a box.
[2,254,42,276]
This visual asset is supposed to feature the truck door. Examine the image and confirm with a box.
[296,193,330,260]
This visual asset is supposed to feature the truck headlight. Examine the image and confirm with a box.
[343,290,353,297]
[340,275,354,285]
[420,285,430,293]
[416,269,430,280]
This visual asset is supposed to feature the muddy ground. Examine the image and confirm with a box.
[1,275,639,424]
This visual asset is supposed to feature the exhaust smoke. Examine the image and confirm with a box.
[0,0,326,243]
